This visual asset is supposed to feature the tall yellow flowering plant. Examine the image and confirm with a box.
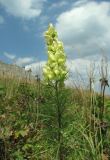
[43,24,67,82]
[43,24,68,160]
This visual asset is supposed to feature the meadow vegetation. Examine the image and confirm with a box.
[0,24,110,160]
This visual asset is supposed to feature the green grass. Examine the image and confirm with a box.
[0,76,110,160]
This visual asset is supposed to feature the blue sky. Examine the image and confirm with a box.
[0,0,74,65]
[0,0,110,67]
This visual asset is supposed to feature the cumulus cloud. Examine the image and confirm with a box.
[0,0,46,20]
[73,0,89,7]
[25,55,110,93]
[67,56,110,94]
[16,57,35,66]
[25,61,45,77]
[4,52,16,60]
[4,52,35,66]
[56,1,110,58]
[50,1,68,10]
[25,55,110,82]
[0,15,4,24]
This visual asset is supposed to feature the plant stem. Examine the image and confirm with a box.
[55,81,62,160]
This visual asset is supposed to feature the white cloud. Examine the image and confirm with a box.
[16,57,35,66]
[25,55,110,94]
[56,1,110,58]
[0,15,4,24]
[50,1,68,10]
[4,52,35,66]
[25,55,110,82]
[73,0,89,7]
[25,61,45,76]
[0,0,46,20]
[67,56,110,94]
[4,52,16,60]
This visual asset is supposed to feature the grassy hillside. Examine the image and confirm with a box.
[0,66,110,160]
[0,61,36,83]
